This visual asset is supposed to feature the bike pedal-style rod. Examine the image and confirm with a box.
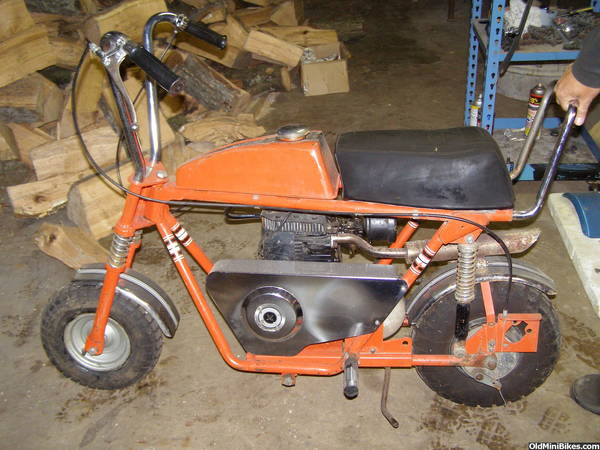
[343,354,359,399]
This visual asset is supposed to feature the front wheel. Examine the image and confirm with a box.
[411,281,560,406]
[41,281,163,389]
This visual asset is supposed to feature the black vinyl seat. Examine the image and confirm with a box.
[335,127,514,210]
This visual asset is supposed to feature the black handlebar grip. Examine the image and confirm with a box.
[124,43,184,94]
[184,21,227,50]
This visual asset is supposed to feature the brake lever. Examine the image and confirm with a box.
[90,34,138,131]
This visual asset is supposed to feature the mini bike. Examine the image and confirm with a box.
[41,12,575,425]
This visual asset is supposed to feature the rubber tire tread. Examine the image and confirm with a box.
[412,281,560,406]
[41,281,163,390]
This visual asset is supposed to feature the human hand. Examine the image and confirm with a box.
[555,64,600,126]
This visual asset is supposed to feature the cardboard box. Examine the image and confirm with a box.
[301,42,349,96]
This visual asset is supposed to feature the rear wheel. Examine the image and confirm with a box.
[411,281,560,406]
[41,281,163,389]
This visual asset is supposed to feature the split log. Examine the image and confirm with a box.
[50,37,86,69]
[0,73,64,123]
[242,91,279,121]
[72,53,106,114]
[280,66,294,91]
[31,12,85,40]
[243,0,271,6]
[165,29,251,70]
[173,40,250,69]
[179,112,265,146]
[57,93,102,139]
[180,0,208,8]
[67,138,216,238]
[36,121,58,139]
[259,25,338,47]
[179,0,234,20]
[0,0,36,42]
[270,0,303,26]
[160,95,185,118]
[311,17,365,42]
[6,172,82,217]
[210,15,248,48]
[0,125,19,160]
[6,124,54,167]
[201,6,226,24]
[0,27,57,88]
[35,223,108,269]
[29,125,119,180]
[83,0,167,43]
[67,164,133,239]
[235,6,275,27]
[243,30,303,67]
[169,51,251,113]
[79,0,101,13]
[23,0,81,15]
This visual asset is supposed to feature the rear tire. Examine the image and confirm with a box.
[41,281,163,389]
[411,281,560,406]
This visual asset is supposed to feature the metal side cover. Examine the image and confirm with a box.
[207,259,406,356]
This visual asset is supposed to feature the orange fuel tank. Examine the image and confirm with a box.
[176,129,341,199]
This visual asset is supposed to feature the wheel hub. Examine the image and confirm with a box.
[453,322,522,387]
[64,313,131,372]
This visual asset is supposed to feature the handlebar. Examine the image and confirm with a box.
[512,101,577,221]
[95,13,229,171]
[141,12,228,167]
[184,21,227,49]
[112,15,226,95]
[123,42,184,94]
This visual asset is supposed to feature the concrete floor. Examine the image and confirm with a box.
[1,0,600,448]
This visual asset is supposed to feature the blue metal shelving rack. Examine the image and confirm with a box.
[464,0,600,179]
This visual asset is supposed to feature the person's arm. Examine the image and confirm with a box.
[555,27,600,125]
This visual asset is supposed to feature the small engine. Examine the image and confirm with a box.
[259,210,397,262]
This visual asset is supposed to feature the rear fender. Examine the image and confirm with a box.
[74,263,180,338]
[406,256,555,324]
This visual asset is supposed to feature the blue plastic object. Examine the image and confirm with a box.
[563,192,600,238]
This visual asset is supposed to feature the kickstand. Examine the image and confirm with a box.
[381,367,399,428]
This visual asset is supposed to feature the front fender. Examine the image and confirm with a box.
[406,256,556,324]
[74,264,180,338]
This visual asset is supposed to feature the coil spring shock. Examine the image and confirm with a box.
[455,242,478,304]
[108,233,132,268]
[454,241,478,340]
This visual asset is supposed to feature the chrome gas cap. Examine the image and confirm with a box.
[276,125,310,141]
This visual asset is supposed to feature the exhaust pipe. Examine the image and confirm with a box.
[332,229,540,263]
[404,228,540,263]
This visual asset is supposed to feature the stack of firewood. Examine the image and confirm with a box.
[1,0,346,247]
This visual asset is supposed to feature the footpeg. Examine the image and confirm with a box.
[343,354,359,398]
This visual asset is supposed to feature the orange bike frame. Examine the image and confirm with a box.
[84,169,541,377]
